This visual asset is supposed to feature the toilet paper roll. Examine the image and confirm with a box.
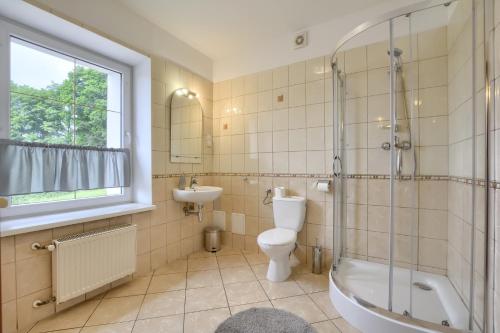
[274,187,286,198]
[316,182,330,192]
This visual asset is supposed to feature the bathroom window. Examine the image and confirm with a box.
[0,23,132,217]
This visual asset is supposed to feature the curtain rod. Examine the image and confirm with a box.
[0,139,129,153]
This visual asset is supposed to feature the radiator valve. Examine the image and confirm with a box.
[33,296,56,308]
[31,242,55,251]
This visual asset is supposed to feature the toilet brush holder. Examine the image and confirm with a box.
[312,245,322,274]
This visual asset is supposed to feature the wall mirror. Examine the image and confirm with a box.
[170,88,203,163]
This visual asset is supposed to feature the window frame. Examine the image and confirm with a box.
[0,19,133,218]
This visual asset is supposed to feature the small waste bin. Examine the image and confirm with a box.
[205,226,221,253]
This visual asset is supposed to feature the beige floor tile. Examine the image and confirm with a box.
[137,291,185,319]
[220,266,256,284]
[81,321,134,333]
[250,263,269,280]
[312,320,341,333]
[185,286,227,312]
[132,314,183,333]
[229,301,273,315]
[292,265,311,275]
[188,251,215,259]
[272,295,327,323]
[183,308,230,333]
[86,296,143,326]
[309,291,340,319]
[105,277,151,298]
[294,273,329,293]
[224,281,267,306]
[216,254,248,268]
[29,246,346,333]
[147,273,186,293]
[332,318,361,333]
[154,260,187,275]
[215,247,242,256]
[186,269,222,289]
[187,257,218,271]
[259,279,305,299]
[243,253,268,265]
[30,299,100,332]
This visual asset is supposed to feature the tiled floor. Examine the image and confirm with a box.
[28,248,360,333]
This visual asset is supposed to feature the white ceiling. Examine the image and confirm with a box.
[118,0,386,61]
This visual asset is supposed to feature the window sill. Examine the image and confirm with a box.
[0,202,155,237]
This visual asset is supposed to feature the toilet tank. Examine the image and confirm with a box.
[272,196,306,232]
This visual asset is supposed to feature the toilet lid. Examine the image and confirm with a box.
[258,228,296,246]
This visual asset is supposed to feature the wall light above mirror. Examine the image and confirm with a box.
[175,88,198,99]
[170,88,203,164]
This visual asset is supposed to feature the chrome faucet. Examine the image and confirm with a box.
[190,176,198,188]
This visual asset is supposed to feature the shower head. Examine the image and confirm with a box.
[387,47,403,58]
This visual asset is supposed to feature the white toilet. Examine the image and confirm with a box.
[257,191,306,282]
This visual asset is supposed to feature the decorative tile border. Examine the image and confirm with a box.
[152,172,334,179]
[152,172,495,188]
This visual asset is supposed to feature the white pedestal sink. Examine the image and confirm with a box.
[172,186,223,205]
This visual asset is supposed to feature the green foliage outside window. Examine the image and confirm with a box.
[10,67,108,146]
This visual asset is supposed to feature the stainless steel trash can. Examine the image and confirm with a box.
[205,226,221,253]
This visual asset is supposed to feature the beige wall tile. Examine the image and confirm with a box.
[1,236,15,264]
[289,61,306,85]
[1,262,16,303]
[2,300,17,333]
[16,254,51,298]
[15,230,53,261]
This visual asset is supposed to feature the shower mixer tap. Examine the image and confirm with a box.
[381,137,411,178]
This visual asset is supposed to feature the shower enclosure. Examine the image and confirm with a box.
[329,0,489,332]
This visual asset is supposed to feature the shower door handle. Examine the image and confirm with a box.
[333,155,342,178]
[396,148,403,178]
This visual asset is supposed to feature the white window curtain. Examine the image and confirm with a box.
[0,139,130,196]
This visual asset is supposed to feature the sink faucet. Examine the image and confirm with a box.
[190,176,198,188]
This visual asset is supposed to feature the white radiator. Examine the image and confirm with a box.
[51,224,137,304]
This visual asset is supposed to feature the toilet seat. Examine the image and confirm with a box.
[258,228,296,246]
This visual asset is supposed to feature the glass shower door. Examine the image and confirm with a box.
[331,19,394,312]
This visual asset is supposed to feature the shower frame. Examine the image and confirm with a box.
[329,0,491,332]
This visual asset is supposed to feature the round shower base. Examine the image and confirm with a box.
[328,259,477,333]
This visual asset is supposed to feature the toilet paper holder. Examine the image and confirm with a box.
[313,179,331,192]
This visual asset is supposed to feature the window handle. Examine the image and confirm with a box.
[125,131,132,145]
[0,197,8,208]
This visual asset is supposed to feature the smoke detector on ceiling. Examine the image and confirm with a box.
[294,31,308,49]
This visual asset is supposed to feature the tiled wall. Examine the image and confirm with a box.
[334,26,450,274]
[211,57,335,269]
[212,57,333,175]
[150,55,214,266]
